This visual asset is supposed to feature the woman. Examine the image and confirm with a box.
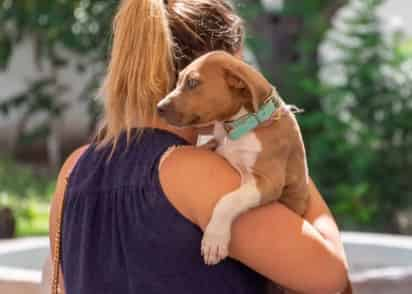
[49,0,350,293]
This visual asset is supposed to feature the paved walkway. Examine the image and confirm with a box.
[1,234,412,293]
[355,275,412,294]
[0,237,48,272]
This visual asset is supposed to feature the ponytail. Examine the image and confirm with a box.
[99,0,175,147]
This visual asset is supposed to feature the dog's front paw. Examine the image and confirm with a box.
[201,224,231,265]
[199,139,218,151]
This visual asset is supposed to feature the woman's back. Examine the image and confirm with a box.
[61,129,266,294]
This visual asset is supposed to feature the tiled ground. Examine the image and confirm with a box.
[0,280,40,294]
[354,277,412,294]
[1,235,412,294]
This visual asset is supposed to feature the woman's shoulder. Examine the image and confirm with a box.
[56,145,89,187]
[52,145,90,209]
[49,145,90,265]
[160,146,238,179]
[159,146,241,228]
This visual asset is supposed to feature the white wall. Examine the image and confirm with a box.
[0,38,96,154]
[378,0,412,36]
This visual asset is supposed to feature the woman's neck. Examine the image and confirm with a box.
[146,118,199,145]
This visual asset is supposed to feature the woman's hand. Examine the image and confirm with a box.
[160,146,350,294]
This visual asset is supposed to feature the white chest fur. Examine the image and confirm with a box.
[202,121,263,265]
[213,122,262,183]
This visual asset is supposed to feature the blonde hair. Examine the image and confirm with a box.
[98,0,244,148]
[98,0,175,147]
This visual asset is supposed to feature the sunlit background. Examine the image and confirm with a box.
[0,0,411,293]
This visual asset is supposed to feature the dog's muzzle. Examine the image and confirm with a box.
[157,98,184,125]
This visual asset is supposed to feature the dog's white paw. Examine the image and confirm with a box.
[201,225,231,265]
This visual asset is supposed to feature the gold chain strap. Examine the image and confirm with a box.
[51,177,67,294]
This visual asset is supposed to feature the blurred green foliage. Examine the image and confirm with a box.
[0,156,54,236]
[0,0,116,141]
[0,156,55,199]
[321,0,412,230]
[0,0,411,233]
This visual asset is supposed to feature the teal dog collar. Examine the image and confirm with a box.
[224,91,280,141]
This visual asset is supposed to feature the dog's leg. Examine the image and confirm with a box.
[202,177,261,265]
[279,193,308,216]
[198,138,218,151]
[197,122,227,151]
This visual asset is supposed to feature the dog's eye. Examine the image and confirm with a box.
[186,78,200,90]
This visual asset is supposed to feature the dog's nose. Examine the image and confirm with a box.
[157,99,182,124]
[157,98,184,125]
[157,104,168,116]
[157,101,174,117]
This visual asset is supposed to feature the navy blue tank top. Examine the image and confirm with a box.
[61,128,270,294]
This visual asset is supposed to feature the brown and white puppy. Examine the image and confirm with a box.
[157,51,310,265]
[157,51,354,294]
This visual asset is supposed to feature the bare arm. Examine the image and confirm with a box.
[304,178,349,269]
[47,146,88,294]
[160,146,349,294]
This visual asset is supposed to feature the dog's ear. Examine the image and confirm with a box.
[223,62,271,112]
[225,70,246,89]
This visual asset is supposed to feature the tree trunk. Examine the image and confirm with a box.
[0,207,16,239]
[243,0,347,88]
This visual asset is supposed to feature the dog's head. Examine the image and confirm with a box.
[157,51,273,127]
